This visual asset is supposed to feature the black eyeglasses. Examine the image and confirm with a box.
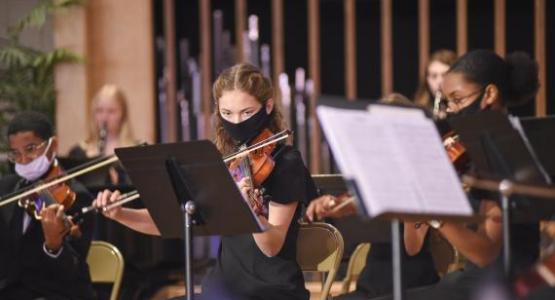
[7,139,50,163]
[441,89,483,111]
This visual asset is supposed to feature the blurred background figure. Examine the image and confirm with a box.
[68,84,139,185]
[413,49,457,112]
[70,84,138,158]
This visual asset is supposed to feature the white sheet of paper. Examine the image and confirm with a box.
[317,105,472,218]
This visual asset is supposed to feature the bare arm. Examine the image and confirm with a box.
[253,201,298,257]
[438,200,502,267]
[109,208,160,235]
[94,190,161,236]
[404,222,430,256]
[305,194,357,221]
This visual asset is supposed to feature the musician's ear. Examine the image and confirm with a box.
[265,98,274,114]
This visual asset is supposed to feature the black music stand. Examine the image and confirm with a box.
[344,182,477,300]
[311,174,392,245]
[519,115,555,182]
[115,141,264,300]
[449,111,555,278]
[317,103,476,300]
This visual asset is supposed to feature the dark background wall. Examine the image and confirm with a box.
[154,0,554,117]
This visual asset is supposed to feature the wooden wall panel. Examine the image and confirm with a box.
[494,0,506,57]
[308,0,321,173]
[418,0,430,78]
[345,0,356,100]
[456,0,467,55]
[235,0,246,62]
[381,0,393,96]
[55,0,155,153]
[535,0,546,117]
[200,0,212,138]
[272,0,285,84]
[163,0,177,142]
[53,6,89,153]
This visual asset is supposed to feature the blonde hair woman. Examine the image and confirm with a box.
[69,84,138,184]
[70,84,137,158]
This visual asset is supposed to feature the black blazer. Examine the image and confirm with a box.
[0,174,96,300]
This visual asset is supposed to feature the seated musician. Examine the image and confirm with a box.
[306,93,441,300]
[320,50,541,300]
[0,111,96,300]
[68,84,139,185]
[94,63,317,299]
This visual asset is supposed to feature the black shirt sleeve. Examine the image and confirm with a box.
[263,146,311,205]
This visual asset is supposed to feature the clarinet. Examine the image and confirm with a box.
[97,122,107,156]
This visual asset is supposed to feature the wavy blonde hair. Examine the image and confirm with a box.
[85,84,137,151]
[213,63,286,155]
[414,49,457,109]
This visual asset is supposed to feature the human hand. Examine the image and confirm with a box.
[305,194,339,222]
[93,189,122,220]
[40,204,68,251]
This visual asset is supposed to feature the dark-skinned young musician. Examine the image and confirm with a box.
[308,49,541,300]
[94,63,318,300]
[0,112,95,300]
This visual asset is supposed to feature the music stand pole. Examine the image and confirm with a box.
[184,201,196,300]
[499,180,513,279]
[392,218,404,300]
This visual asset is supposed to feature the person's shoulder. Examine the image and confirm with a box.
[273,145,306,175]
[275,144,303,164]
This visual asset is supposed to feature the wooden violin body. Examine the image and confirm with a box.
[228,128,277,216]
[17,161,80,236]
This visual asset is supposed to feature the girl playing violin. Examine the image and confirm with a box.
[0,111,95,300]
[94,63,316,299]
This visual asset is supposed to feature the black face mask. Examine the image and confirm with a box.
[446,89,486,119]
[220,107,270,144]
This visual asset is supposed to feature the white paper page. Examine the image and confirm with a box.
[384,116,472,215]
[317,106,420,216]
[317,105,473,217]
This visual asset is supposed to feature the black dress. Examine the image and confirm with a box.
[200,145,316,300]
[369,198,540,300]
[335,228,439,300]
[0,174,96,300]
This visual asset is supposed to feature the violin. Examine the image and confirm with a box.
[81,130,292,215]
[228,128,277,216]
[513,251,555,298]
[443,130,470,174]
[0,155,118,209]
[17,160,82,236]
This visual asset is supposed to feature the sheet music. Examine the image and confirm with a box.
[317,105,472,218]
